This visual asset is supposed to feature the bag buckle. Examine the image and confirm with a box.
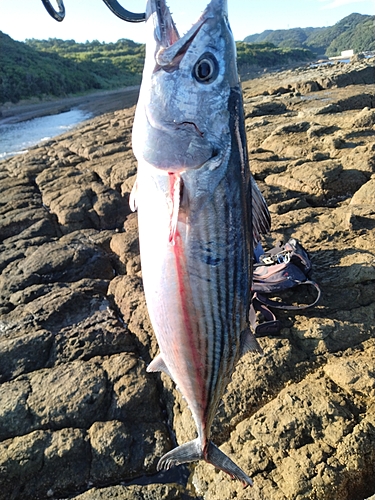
[259,250,291,266]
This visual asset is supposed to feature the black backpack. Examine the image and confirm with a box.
[251,238,321,337]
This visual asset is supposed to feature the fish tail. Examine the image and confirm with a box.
[157,439,253,488]
[157,438,203,470]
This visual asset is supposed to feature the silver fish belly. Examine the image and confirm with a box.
[131,0,270,486]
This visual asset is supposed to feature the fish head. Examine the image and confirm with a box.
[132,0,239,173]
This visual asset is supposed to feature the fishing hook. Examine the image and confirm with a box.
[41,0,145,23]
[41,0,65,22]
[101,0,145,22]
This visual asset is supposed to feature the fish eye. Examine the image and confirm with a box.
[193,53,219,84]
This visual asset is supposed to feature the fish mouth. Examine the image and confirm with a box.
[147,0,226,67]
[147,0,180,49]
[137,0,228,172]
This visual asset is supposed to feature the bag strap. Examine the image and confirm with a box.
[253,280,321,311]
[250,297,281,337]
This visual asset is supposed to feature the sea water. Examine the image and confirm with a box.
[0,109,92,161]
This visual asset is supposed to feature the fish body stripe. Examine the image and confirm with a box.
[137,88,252,441]
[183,158,250,434]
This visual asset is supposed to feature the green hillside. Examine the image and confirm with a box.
[26,38,145,83]
[236,42,314,70]
[244,27,324,50]
[0,33,144,105]
[0,32,315,105]
[244,13,375,57]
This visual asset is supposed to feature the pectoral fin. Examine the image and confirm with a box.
[129,179,138,212]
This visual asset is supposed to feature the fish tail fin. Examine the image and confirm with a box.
[157,438,203,470]
[157,439,253,488]
[205,440,253,488]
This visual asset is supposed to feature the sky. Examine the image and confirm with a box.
[0,0,373,44]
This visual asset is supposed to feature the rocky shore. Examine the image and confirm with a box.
[0,58,374,500]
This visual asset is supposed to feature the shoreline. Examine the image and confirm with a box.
[0,86,140,126]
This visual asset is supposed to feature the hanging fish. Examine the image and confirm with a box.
[131,0,270,486]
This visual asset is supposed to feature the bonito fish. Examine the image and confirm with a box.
[131,0,270,486]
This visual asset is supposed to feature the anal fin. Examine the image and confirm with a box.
[147,353,174,381]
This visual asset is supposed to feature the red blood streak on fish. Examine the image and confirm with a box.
[171,217,207,420]
[167,172,208,427]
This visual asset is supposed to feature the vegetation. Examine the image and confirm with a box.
[26,38,145,80]
[236,42,314,71]
[244,13,375,57]
[323,14,375,56]
[0,33,144,105]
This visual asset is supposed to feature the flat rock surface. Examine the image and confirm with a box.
[0,59,374,500]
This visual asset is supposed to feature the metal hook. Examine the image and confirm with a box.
[101,0,145,22]
[41,0,145,23]
[41,0,65,22]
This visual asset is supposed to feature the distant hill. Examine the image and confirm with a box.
[0,32,315,105]
[244,13,375,57]
[0,33,144,105]
[236,42,314,72]
[26,38,145,84]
